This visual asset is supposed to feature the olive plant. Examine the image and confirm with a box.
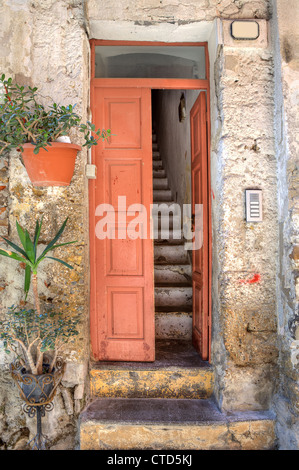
[0,306,79,375]
[0,74,111,155]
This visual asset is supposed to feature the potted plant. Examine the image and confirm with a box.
[0,75,110,186]
[0,217,79,405]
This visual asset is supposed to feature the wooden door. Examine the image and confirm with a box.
[90,87,155,361]
[190,92,210,360]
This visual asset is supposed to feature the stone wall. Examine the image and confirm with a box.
[271,0,299,450]
[0,0,90,449]
[212,25,279,411]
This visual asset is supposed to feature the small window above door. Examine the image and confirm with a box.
[95,45,206,79]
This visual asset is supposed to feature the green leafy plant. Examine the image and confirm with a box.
[0,217,76,311]
[0,217,79,374]
[0,306,79,375]
[0,74,111,155]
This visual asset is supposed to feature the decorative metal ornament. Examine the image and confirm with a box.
[10,359,64,450]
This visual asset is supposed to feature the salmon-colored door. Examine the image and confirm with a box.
[90,87,155,361]
[190,91,210,360]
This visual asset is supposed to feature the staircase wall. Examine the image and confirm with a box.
[152,89,199,212]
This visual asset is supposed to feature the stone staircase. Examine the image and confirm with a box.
[79,131,276,450]
[152,131,193,341]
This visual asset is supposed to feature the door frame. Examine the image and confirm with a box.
[89,39,212,361]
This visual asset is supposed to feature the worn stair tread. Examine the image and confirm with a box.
[154,245,190,265]
[155,286,193,308]
[91,340,207,370]
[89,340,212,400]
[80,400,276,450]
[153,169,166,178]
[155,305,193,312]
[153,189,173,199]
[155,283,192,288]
[154,233,186,245]
[154,265,192,286]
[80,397,275,426]
[155,311,192,340]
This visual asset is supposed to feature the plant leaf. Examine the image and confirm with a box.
[16,220,26,250]
[33,217,43,251]
[24,265,32,297]
[0,237,28,259]
[37,218,69,261]
[45,256,73,270]
[51,241,77,250]
[24,230,35,263]
[0,249,27,263]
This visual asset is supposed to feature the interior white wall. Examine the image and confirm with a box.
[152,89,200,212]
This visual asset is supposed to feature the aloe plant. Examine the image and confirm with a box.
[0,217,78,374]
[0,217,76,315]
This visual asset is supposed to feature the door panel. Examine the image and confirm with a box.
[90,87,155,361]
[190,91,210,361]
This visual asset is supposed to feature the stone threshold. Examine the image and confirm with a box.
[90,339,210,371]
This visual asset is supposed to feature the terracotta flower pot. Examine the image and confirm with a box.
[21,142,81,187]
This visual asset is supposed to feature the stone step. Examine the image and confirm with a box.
[154,230,185,245]
[152,142,158,151]
[154,245,190,265]
[153,177,169,190]
[155,311,192,340]
[155,286,193,308]
[153,189,173,202]
[153,160,163,169]
[152,201,181,216]
[152,150,160,160]
[89,341,212,400]
[153,169,166,178]
[79,398,276,450]
[152,133,157,142]
[154,264,192,285]
[152,214,181,230]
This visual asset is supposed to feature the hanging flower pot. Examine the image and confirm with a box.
[21,142,82,187]
[0,75,111,187]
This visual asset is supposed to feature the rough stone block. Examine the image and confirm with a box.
[79,398,276,450]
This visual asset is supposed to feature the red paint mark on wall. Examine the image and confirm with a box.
[211,189,215,200]
[239,273,261,284]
